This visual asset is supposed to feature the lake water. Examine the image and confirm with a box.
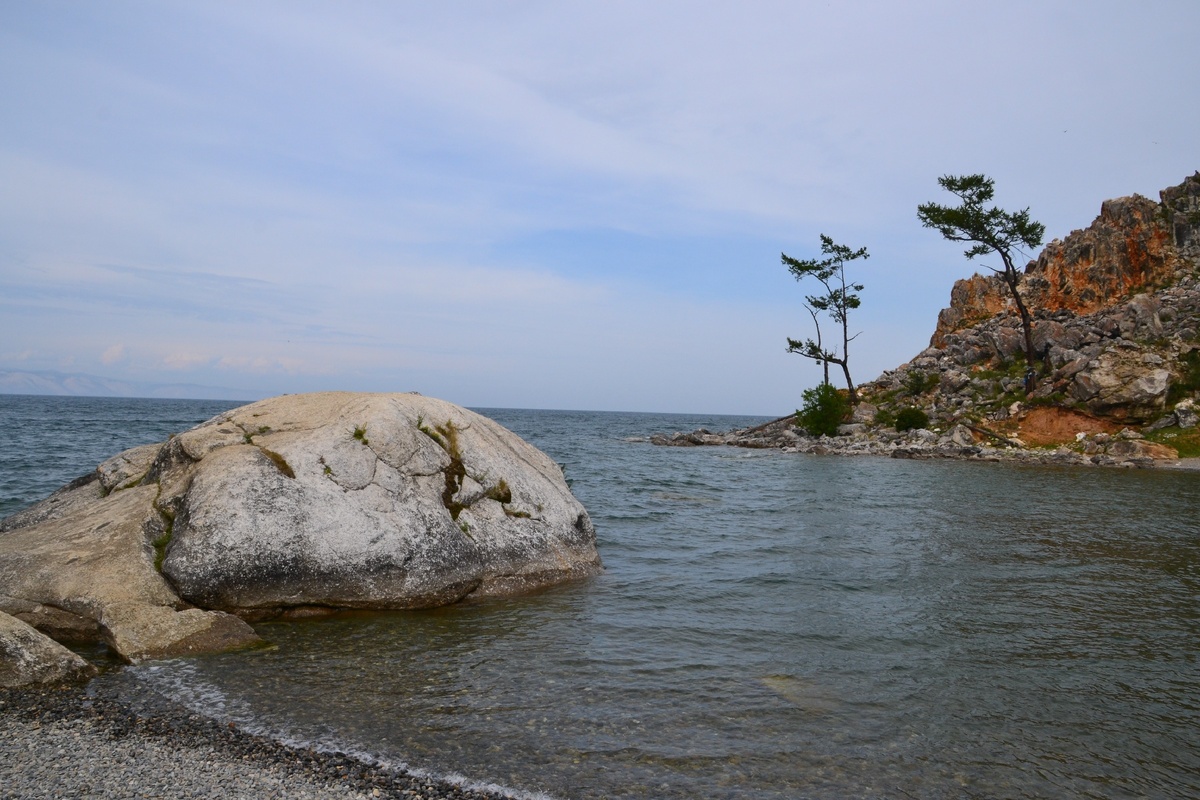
[2,395,1199,798]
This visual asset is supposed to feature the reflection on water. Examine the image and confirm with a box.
[6,399,1199,798]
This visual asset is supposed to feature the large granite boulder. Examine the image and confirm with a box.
[0,610,96,687]
[0,393,602,663]
[0,478,262,664]
[1070,349,1171,419]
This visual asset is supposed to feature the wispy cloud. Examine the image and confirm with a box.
[1,0,1197,412]
[100,344,126,365]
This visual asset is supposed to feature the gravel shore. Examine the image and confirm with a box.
[0,683,518,800]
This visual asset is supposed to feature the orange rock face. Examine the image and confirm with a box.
[1027,196,1178,315]
[931,173,1199,347]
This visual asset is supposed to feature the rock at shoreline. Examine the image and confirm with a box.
[0,392,602,666]
[0,477,260,664]
[0,611,96,687]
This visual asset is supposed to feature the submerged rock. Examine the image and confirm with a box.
[0,392,602,664]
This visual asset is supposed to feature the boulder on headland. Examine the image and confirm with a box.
[0,392,602,668]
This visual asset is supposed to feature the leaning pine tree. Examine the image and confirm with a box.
[917,174,1045,381]
[783,234,868,404]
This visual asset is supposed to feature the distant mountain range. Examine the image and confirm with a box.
[0,369,256,401]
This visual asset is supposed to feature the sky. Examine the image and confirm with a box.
[1,1,1197,414]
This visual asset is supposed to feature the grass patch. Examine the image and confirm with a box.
[260,448,295,478]
[152,509,175,572]
[904,370,940,396]
[419,419,529,522]
[485,478,512,504]
[1026,392,1068,408]
[352,425,370,445]
[418,419,469,519]
[1145,425,1200,458]
[972,360,1026,381]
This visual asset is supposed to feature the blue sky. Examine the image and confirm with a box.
[2,1,1197,414]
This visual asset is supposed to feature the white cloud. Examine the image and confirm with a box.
[100,344,126,365]
[162,352,212,371]
[1,0,1197,412]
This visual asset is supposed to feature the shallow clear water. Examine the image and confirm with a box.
[3,397,1200,798]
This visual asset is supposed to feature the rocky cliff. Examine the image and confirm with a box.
[931,174,1199,346]
[876,172,1200,428]
[658,172,1200,466]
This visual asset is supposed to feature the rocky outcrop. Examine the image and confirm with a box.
[0,611,96,687]
[933,173,1200,348]
[655,173,1200,465]
[901,173,1200,425]
[887,271,1200,424]
[653,414,1186,469]
[0,392,602,665]
[0,475,263,664]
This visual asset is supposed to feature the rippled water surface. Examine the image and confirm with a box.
[4,397,1200,798]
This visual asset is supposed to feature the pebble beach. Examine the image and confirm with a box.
[0,684,516,800]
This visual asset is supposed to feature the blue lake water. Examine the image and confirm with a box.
[2,395,1199,798]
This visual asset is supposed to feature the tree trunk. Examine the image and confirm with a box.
[806,305,830,386]
[1000,251,1037,389]
[825,354,858,405]
[839,361,857,405]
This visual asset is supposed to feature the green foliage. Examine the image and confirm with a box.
[241,424,271,445]
[426,420,468,519]
[904,370,940,396]
[796,383,850,437]
[972,360,1026,381]
[152,529,172,572]
[352,425,369,445]
[152,507,175,572]
[1167,350,1200,404]
[918,174,1045,368]
[873,407,896,428]
[782,235,867,325]
[1026,392,1068,408]
[916,174,1045,264]
[784,234,869,400]
[420,419,525,523]
[416,415,444,447]
[485,478,513,505]
[894,407,930,432]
